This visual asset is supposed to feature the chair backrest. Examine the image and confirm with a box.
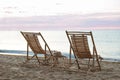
[66,31,93,59]
[71,35,92,58]
[21,32,46,54]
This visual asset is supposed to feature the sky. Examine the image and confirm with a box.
[0,0,120,30]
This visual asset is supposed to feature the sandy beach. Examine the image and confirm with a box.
[0,54,120,80]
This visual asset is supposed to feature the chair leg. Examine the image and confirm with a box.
[24,55,35,64]
[88,58,91,69]
[75,59,80,69]
[27,43,30,60]
[45,54,47,61]
[35,54,41,65]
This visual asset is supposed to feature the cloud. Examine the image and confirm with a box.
[1,0,120,17]
[0,12,120,30]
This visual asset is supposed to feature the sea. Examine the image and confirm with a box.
[0,30,120,62]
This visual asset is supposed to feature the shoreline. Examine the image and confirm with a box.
[0,52,120,63]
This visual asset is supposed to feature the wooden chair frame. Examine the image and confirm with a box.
[21,31,53,65]
[66,31,101,70]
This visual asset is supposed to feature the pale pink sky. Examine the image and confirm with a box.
[0,0,120,30]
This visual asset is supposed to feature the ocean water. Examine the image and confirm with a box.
[0,30,120,61]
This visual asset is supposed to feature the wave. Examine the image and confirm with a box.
[0,49,27,54]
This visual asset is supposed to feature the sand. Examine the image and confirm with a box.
[0,54,120,80]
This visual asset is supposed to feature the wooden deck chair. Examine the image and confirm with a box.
[66,31,101,71]
[21,31,54,65]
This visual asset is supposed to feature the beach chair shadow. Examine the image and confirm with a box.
[66,31,101,71]
[21,31,55,66]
